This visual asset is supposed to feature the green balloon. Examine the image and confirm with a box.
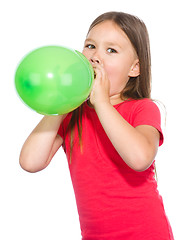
[15,46,94,115]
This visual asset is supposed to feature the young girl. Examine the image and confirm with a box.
[20,11,174,240]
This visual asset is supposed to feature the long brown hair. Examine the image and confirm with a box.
[67,11,152,162]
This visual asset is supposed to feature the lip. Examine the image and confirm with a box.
[94,71,96,79]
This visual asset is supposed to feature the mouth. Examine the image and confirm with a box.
[94,71,96,79]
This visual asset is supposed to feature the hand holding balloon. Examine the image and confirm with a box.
[15,46,94,115]
[89,61,110,108]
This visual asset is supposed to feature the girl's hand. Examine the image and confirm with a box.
[89,62,110,108]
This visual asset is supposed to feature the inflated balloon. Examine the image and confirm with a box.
[15,46,94,115]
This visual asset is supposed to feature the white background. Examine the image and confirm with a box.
[0,0,193,239]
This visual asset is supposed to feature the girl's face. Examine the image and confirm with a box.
[82,20,139,97]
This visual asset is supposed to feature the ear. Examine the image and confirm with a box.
[128,59,140,77]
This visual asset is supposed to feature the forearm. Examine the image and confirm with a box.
[94,102,156,171]
[19,115,66,172]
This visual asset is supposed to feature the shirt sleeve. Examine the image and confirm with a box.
[57,113,72,140]
[131,99,164,146]
[57,113,72,153]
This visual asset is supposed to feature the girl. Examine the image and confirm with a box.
[20,11,174,240]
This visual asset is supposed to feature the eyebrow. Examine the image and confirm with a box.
[84,38,94,42]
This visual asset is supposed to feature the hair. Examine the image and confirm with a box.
[66,11,152,163]
[88,11,151,100]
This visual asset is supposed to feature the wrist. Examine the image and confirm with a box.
[94,100,112,114]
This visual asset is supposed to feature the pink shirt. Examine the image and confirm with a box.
[58,99,174,240]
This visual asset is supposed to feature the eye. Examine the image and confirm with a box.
[85,44,95,49]
[107,48,117,53]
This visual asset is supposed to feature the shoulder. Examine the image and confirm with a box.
[115,98,160,117]
[117,98,164,146]
[132,98,160,115]
[125,98,161,124]
[121,98,158,108]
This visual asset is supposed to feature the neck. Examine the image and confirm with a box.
[109,94,125,105]
[87,94,127,108]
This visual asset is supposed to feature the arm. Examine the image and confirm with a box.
[90,63,160,172]
[19,115,66,173]
[94,102,159,171]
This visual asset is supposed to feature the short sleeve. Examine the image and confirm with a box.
[57,113,72,153]
[131,99,164,146]
[57,113,72,141]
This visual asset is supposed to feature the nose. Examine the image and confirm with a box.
[90,56,101,65]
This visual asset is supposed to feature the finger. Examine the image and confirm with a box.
[93,66,103,80]
[92,63,106,81]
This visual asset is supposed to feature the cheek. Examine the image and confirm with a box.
[104,63,129,95]
[105,62,128,84]
[104,62,116,78]
[82,49,90,61]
